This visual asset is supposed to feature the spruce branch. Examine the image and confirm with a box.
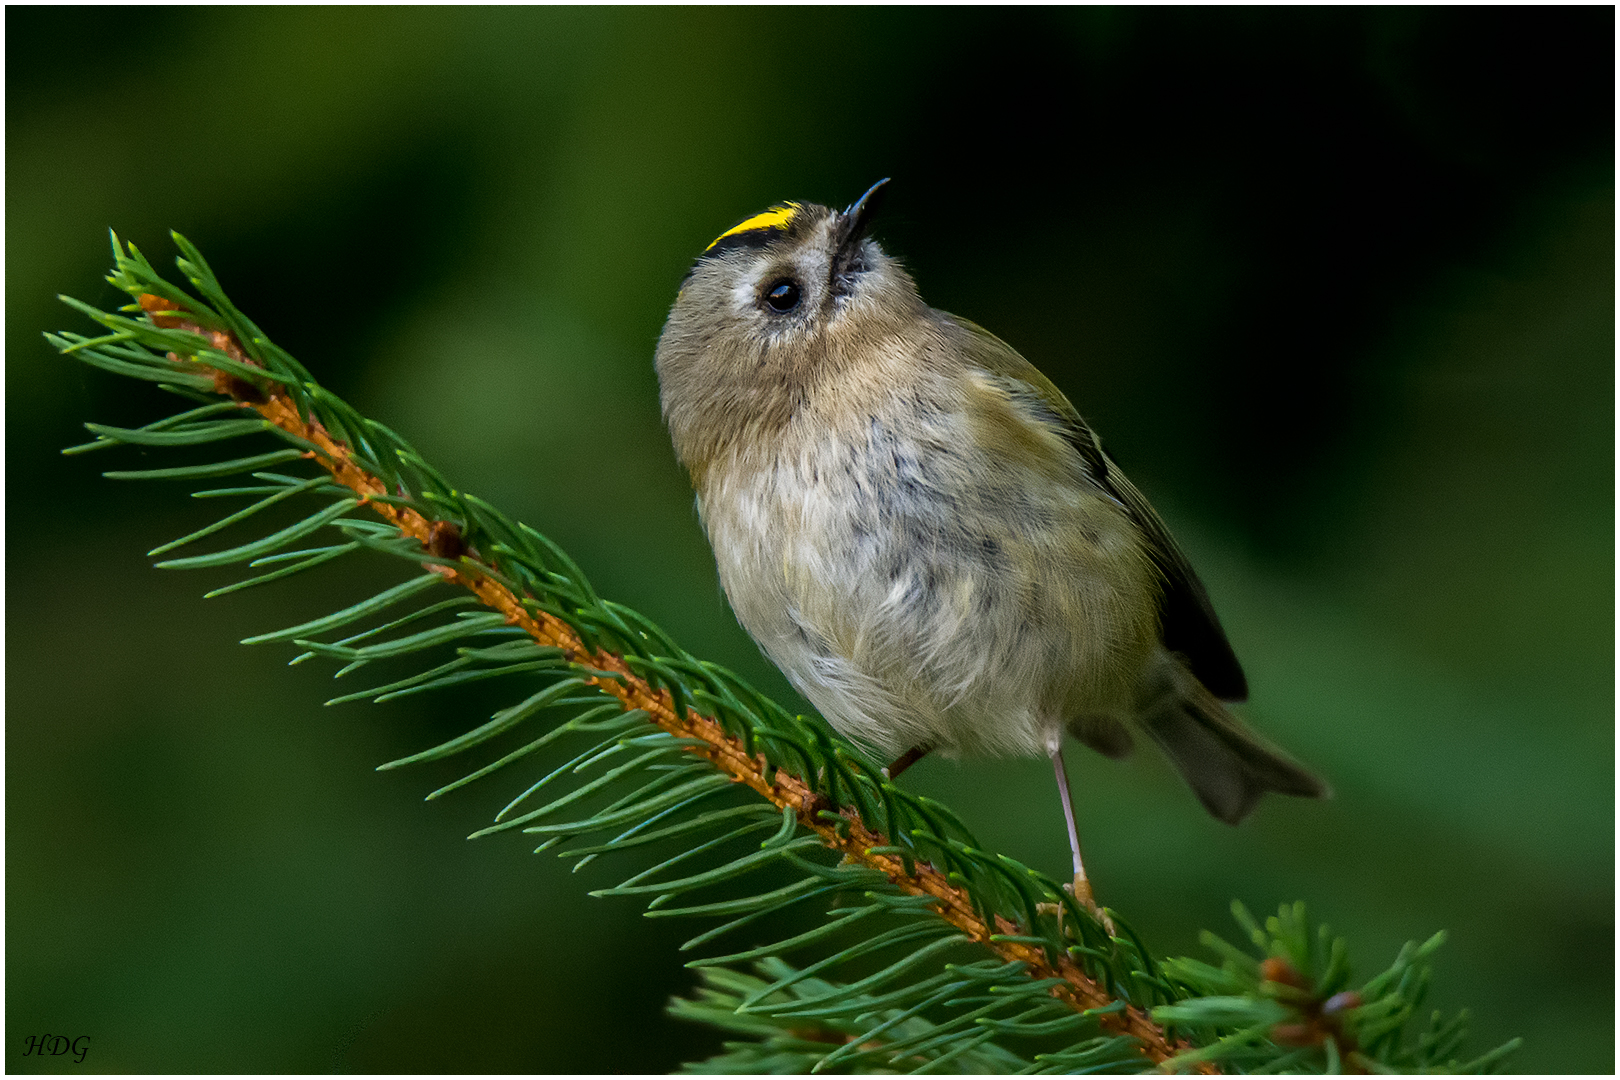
[119,259,1194,1068]
[52,232,1520,1074]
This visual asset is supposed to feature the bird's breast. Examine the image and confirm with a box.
[693,386,1159,758]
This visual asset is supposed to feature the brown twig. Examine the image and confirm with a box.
[136,293,1211,1071]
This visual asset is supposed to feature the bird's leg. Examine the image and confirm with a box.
[1050,741,1115,936]
[883,743,933,781]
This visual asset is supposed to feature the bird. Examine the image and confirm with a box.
[653,180,1327,912]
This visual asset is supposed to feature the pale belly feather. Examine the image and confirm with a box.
[698,405,1159,760]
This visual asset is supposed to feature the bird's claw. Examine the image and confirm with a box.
[1063,879,1117,937]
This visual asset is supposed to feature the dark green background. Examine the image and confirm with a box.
[8,7,1612,1073]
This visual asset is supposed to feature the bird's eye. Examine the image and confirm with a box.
[764,279,801,313]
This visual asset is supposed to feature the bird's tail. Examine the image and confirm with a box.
[1137,649,1328,824]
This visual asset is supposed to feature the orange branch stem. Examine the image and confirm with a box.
[135,293,1209,1071]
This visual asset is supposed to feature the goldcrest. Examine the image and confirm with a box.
[654,181,1326,901]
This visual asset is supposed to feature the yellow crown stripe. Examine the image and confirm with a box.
[704,203,800,251]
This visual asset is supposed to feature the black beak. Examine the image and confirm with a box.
[836,177,890,258]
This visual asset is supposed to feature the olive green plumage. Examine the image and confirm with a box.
[654,182,1326,830]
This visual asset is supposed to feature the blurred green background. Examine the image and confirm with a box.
[7,7,1612,1073]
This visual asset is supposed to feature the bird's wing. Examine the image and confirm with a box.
[947,314,1249,702]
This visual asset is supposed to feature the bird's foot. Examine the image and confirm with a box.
[1063,878,1116,937]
